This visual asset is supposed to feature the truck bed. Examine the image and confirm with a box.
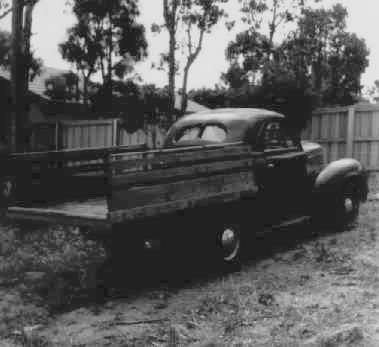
[4,142,260,229]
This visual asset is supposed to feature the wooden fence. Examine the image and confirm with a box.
[30,119,167,151]
[30,103,379,173]
[302,103,379,172]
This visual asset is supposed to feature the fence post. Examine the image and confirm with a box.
[112,119,118,147]
[346,106,355,158]
[55,121,60,151]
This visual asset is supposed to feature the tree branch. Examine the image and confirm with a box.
[0,6,12,20]
[186,21,193,56]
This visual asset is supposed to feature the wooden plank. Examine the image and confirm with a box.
[8,203,107,219]
[110,171,256,212]
[308,139,345,144]
[112,141,244,159]
[108,189,258,223]
[9,144,147,163]
[313,105,351,114]
[7,207,110,229]
[111,143,252,171]
[346,106,356,157]
[111,158,256,189]
[60,119,115,126]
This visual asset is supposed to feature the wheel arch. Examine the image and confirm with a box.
[314,158,368,202]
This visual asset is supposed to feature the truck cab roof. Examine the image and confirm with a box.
[164,108,285,147]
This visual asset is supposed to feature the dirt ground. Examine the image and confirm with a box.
[1,180,379,346]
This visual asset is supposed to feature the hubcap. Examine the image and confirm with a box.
[344,197,354,214]
[221,228,240,262]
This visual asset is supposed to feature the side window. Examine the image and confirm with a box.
[262,121,295,149]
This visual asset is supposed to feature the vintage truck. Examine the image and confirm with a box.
[0,108,369,264]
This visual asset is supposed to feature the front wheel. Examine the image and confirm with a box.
[334,182,360,230]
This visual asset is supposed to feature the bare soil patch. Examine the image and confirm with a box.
[1,183,379,346]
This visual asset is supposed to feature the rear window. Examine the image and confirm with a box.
[176,126,201,142]
[174,124,227,144]
[201,125,227,142]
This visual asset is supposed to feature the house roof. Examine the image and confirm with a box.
[0,66,70,100]
[0,67,210,113]
[175,93,209,113]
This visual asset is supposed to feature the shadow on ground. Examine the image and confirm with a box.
[89,220,343,307]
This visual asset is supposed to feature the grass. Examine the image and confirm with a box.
[0,222,106,341]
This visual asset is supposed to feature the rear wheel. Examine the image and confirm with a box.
[218,225,241,263]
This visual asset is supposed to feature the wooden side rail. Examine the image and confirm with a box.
[107,143,260,223]
[1,144,149,206]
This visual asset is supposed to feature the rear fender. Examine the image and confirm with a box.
[314,158,368,201]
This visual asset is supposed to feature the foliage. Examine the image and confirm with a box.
[281,4,369,106]
[0,30,42,80]
[224,0,316,89]
[190,75,315,131]
[365,80,379,103]
[90,80,171,132]
[44,71,81,102]
[221,2,369,129]
[60,0,147,105]
[0,222,106,312]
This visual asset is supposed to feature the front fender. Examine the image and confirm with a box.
[314,158,368,201]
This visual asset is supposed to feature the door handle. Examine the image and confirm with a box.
[267,162,275,168]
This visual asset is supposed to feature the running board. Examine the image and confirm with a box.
[260,215,311,235]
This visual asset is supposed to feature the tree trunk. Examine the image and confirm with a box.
[83,73,89,107]
[10,0,24,152]
[168,26,176,122]
[21,1,35,152]
[180,63,190,115]
[107,13,113,114]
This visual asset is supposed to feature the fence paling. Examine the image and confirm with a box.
[303,103,379,172]
[31,120,167,152]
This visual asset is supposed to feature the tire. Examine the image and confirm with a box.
[333,182,360,230]
[215,222,243,266]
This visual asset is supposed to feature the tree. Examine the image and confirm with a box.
[179,0,227,114]
[224,0,319,89]
[224,3,369,108]
[60,20,101,106]
[60,0,147,107]
[285,4,369,105]
[162,0,180,120]
[155,0,228,118]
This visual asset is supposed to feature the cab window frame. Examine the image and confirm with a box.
[257,119,301,152]
[172,122,228,144]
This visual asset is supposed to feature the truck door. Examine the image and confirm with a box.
[257,120,309,224]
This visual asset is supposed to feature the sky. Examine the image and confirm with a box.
[0,0,378,91]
